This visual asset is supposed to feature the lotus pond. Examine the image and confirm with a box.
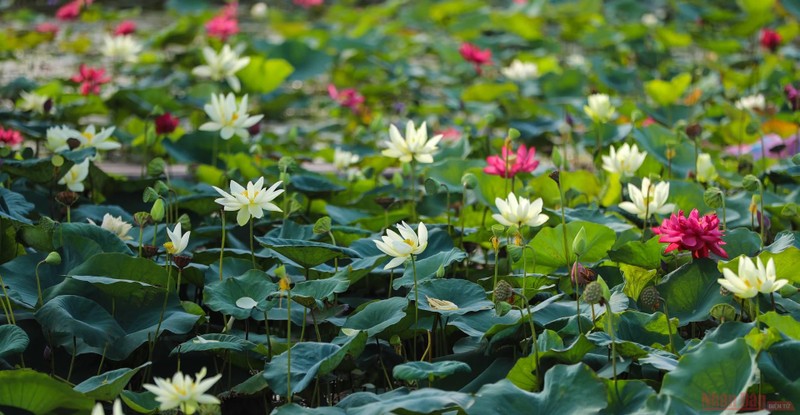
[1,0,800,414]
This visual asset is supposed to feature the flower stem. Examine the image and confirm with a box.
[35,261,45,307]
[558,178,580,332]
[522,246,541,391]
[411,255,419,361]
[663,296,677,355]
[219,211,226,281]
[138,225,144,257]
[0,274,16,325]
[606,307,621,402]
[286,285,293,404]
[759,183,765,247]
[410,161,417,222]
[492,246,500,303]
[249,218,256,270]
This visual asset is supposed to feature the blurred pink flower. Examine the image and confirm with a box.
[484,144,538,178]
[328,85,364,112]
[0,127,23,147]
[35,22,60,34]
[725,134,799,160]
[760,29,781,53]
[155,113,180,135]
[459,43,492,74]
[113,20,137,36]
[71,64,110,96]
[56,0,82,20]
[294,0,323,8]
[653,209,727,259]
[206,3,239,40]
[438,128,461,142]
[785,84,799,111]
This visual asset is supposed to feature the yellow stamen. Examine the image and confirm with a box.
[163,241,177,255]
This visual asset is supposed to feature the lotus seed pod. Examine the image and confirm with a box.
[583,282,604,305]
[461,172,478,189]
[45,251,61,265]
[640,286,661,311]
[494,280,514,303]
[703,187,724,209]
[710,303,737,322]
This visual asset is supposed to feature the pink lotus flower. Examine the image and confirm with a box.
[328,85,365,112]
[35,22,60,35]
[652,209,728,259]
[155,113,180,135]
[785,84,799,111]
[459,43,492,74]
[113,20,137,36]
[437,127,462,142]
[484,144,539,178]
[205,14,238,40]
[760,29,781,53]
[294,0,323,8]
[724,133,799,160]
[0,127,23,147]
[641,117,657,127]
[56,0,82,20]
[71,64,111,96]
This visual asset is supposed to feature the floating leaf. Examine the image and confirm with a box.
[393,361,471,382]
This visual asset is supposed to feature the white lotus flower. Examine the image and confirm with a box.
[641,13,659,27]
[333,148,360,170]
[718,256,787,298]
[18,91,51,114]
[696,153,718,183]
[212,177,284,226]
[619,178,675,219]
[165,222,190,256]
[199,93,263,140]
[602,143,647,177]
[143,367,221,415]
[735,94,765,111]
[566,54,587,68]
[251,2,268,18]
[584,93,616,124]
[382,121,442,164]
[501,59,539,81]
[46,125,80,152]
[58,159,90,192]
[101,34,142,63]
[88,213,133,241]
[492,192,549,228]
[373,221,428,269]
[192,45,250,92]
[92,399,124,415]
[70,125,120,152]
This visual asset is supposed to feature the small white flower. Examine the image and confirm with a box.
[382,120,442,164]
[101,34,142,63]
[373,222,428,269]
[92,399,124,415]
[718,256,787,298]
[492,192,549,228]
[735,94,765,111]
[58,159,90,192]
[88,213,133,241]
[602,143,647,177]
[212,177,284,226]
[333,148,360,170]
[70,125,121,153]
[566,54,586,68]
[192,45,251,93]
[143,367,221,415]
[696,153,718,183]
[584,93,616,124]
[199,93,263,140]
[619,178,675,219]
[164,222,190,256]
[46,125,80,152]
[501,59,539,81]
[17,91,51,114]
[641,13,659,27]
[251,2,268,18]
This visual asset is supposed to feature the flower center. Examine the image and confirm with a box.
[403,238,415,247]
[163,241,177,255]
[82,131,94,143]
[231,112,239,121]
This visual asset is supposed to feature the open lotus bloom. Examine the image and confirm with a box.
[200,93,263,140]
[584,93,616,123]
[493,192,548,228]
[602,143,647,177]
[718,256,787,298]
[619,178,675,219]
[143,368,221,415]
[58,159,90,192]
[374,221,428,269]
[382,120,442,164]
[212,177,284,226]
[164,222,191,255]
[192,45,250,92]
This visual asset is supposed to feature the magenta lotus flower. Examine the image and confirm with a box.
[760,29,782,53]
[328,85,364,112]
[0,127,23,147]
[484,144,539,178]
[113,20,137,36]
[35,22,59,35]
[70,64,110,96]
[785,84,799,111]
[206,4,239,40]
[459,43,492,74]
[294,0,324,8]
[56,0,82,21]
[652,209,728,259]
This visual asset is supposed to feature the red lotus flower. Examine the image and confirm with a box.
[71,64,111,96]
[760,29,782,53]
[0,127,23,147]
[328,85,365,112]
[484,144,539,178]
[293,0,323,8]
[155,113,180,135]
[113,20,137,36]
[459,43,492,74]
[652,209,728,259]
[35,22,60,35]
[56,0,82,21]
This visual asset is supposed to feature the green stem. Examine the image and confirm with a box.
[492,246,500,303]
[759,183,765,247]
[523,246,541,391]
[558,178,580,333]
[66,206,71,224]
[67,336,76,383]
[138,225,144,257]
[411,255,419,361]
[0,273,15,325]
[249,218,256,270]
[410,161,417,222]
[219,212,226,281]
[607,308,621,402]
[663,296,677,355]
[35,261,45,307]
[286,286,292,403]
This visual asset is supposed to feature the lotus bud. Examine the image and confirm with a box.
[45,251,61,265]
[572,227,587,257]
[313,216,332,234]
[150,199,165,222]
[703,187,724,209]
[742,174,761,192]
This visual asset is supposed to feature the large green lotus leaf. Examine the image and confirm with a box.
[658,258,732,325]
[335,387,473,414]
[473,167,523,208]
[757,247,800,284]
[120,390,159,414]
[392,248,467,289]
[0,369,94,414]
[393,360,471,383]
[469,364,607,414]
[449,310,522,338]
[231,371,270,396]
[263,331,367,395]
[73,362,150,401]
[615,310,684,351]
[620,264,658,301]
[0,147,95,184]
[274,404,344,415]
[608,237,663,270]
[655,339,756,414]
[410,278,493,317]
[680,322,755,355]
[291,174,346,194]
[171,334,261,356]
[720,228,762,258]
[757,340,800,403]
[0,188,34,225]
[633,125,696,178]
[461,82,518,102]
[759,311,800,340]
[644,73,692,106]
[35,295,126,350]
[67,253,169,287]
[0,325,29,359]
[204,270,277,320]
[239,56,293,94]
[163,131,245,165]
[61,276,164,304]
[288,275,350,309]
[506,332,595,391]
[526,221,616,273]
[601,379,657,415]
[343,297,408,337]
[256,237,357,269]
[0,247,94,308]
[253,39,333,81]
[55,223,133,256]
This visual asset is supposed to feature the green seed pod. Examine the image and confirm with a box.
[494,280,514,303]
[150,198,165,222]
[583,282,604,305]
[703,187,724,209]
[507,128,520,140]
[639,286,661,311]
[424,178,440,195]
[742,174,761,192]
[45,251,62,265]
